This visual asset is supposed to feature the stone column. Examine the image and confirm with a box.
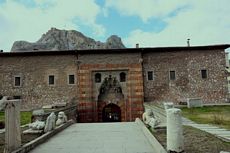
[163,102,174,110]
[4,99,21,153]
[166,108,184,153]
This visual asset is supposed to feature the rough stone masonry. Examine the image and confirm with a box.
[0,44,229,122]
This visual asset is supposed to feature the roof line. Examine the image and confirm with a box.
[1,44,229,56]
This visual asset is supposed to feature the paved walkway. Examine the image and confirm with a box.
[182,117,230,142]
[30,122,156,153]
[144,103,230,142]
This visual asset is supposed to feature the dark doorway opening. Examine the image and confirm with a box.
[102,103,121,122]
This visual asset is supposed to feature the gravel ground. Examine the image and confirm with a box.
[152,126,230,153]
[0,133,41,153]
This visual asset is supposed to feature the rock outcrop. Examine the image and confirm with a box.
[11,28,126,52]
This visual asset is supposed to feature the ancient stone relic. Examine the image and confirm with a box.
[29,120,45,130]
[56,112,67,126]
[163,102,174,110]
[142,109,159,128]
[44,112,56,133]
[166,108,184,152]
[0,97,21,153]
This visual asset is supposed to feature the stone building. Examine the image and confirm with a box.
[0,44,229,122]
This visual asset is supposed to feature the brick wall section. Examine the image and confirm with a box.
[0,55,78,109]
[143,49,228,104]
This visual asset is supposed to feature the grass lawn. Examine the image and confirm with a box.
[0,111,32,125]
[181,106,230,130]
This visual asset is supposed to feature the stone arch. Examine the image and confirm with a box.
[102,103,121,122]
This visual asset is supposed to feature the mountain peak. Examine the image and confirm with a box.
[11,28,126,52]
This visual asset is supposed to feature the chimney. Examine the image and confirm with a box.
[136,43,139,48]
[187,39,190,47]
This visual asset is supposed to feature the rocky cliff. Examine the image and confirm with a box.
[11,28,126,52]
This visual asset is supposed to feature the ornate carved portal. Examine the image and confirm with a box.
[97,75,124,122]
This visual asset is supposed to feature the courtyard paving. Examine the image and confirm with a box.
[30,122,156,153]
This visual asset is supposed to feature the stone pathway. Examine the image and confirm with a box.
[30,122,157,153]
[144,103,230,142]
[182,117,230,142]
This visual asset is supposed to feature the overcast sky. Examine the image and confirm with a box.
[0,0,230,52]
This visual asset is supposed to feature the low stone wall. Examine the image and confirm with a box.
[135,118,167,153]
[12,120,74,153]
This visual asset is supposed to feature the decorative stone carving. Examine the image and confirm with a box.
[142,109,159,129]
[56,112,67,126]
[166,108,184,153]
[28,120,45,130]
[44,112,56,133]
[32,109,45,122]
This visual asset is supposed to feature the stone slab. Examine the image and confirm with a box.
[23,129,43,134]
[205,129,228,132]
[30,122,157,153]
[42,105,53,109]
[189,124,219,128]
[187,98,203,108]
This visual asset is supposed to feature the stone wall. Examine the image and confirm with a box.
[0,55,78,109]
[143,49,228,104]
[0,47,228,122]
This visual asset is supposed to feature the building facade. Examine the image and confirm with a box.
[0,44,229,122]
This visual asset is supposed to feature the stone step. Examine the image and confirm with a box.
[215,134,230,137]
[204,128,228,131]
[190,125,219,129]
[206,132,230,135]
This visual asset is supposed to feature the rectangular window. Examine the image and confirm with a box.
[48,75,55,85]
[201,69,207,79]
[169,71,176,80]
[14,76,21,87]
[147,71,154,80]
[68,75,75,84]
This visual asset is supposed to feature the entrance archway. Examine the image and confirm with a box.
[102,103,121,122]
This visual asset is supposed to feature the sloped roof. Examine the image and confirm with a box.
[0,44,230,57]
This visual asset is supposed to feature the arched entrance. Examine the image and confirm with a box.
[97,75,125,122]
[102,103,121,122]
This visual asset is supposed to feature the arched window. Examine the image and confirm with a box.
[120,72,126,82]
[95,73,101,83]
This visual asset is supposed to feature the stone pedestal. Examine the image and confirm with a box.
[187,98,203,108]
[163,102,174,110]
[166,108,184,153]
[3,99,21,153]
